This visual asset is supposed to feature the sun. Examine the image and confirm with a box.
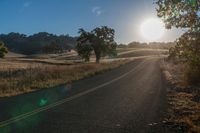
[140,18,165,41]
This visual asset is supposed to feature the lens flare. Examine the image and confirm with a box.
[39,99,48,106]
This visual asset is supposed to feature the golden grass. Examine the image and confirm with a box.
[0,59,131,97]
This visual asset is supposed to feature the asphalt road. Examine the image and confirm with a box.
[0,57,167,133]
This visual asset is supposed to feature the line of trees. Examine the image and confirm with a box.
[0,32,77,55]
[118,41,175,49]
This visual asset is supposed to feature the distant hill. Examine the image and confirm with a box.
[0,32,77,55]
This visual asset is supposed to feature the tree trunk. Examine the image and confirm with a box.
[95,53,101,63]
[85,57,90,62]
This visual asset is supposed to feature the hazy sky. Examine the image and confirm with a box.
[0,0,184,43]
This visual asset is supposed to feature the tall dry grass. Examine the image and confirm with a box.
[161,59,200,132]
[0,60,130,97]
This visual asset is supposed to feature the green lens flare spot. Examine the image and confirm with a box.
[39,99,48,106]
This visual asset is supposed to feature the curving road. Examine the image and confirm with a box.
[0,57,167,133]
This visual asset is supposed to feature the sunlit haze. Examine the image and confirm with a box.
[140,18,165,42]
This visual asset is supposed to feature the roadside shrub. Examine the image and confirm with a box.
[168,32,200,86]
[185,65,200,86]
[0,41,8,58]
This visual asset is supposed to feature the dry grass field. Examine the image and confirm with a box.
[0,56,131,97]
[117,47,168,58]
[161,60,200,132]
[0,48,168,97]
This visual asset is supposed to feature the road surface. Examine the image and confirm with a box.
[0,57,167,133]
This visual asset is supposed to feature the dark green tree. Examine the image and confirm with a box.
[76,29,93,62]
[0,41,8,58]
[77,26,117,63]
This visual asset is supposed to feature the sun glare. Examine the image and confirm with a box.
[140,18,165,42]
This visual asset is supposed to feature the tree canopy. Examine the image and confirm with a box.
[156,0,200,62]
[77,26,117,63]
[156,0,200,31]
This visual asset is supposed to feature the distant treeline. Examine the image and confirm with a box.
[0,32,77,55]
[118,41,175,49]
[0,32,175,55]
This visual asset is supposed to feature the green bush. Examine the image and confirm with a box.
[0,41,8,58]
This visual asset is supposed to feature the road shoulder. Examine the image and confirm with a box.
[160,59,200,133]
